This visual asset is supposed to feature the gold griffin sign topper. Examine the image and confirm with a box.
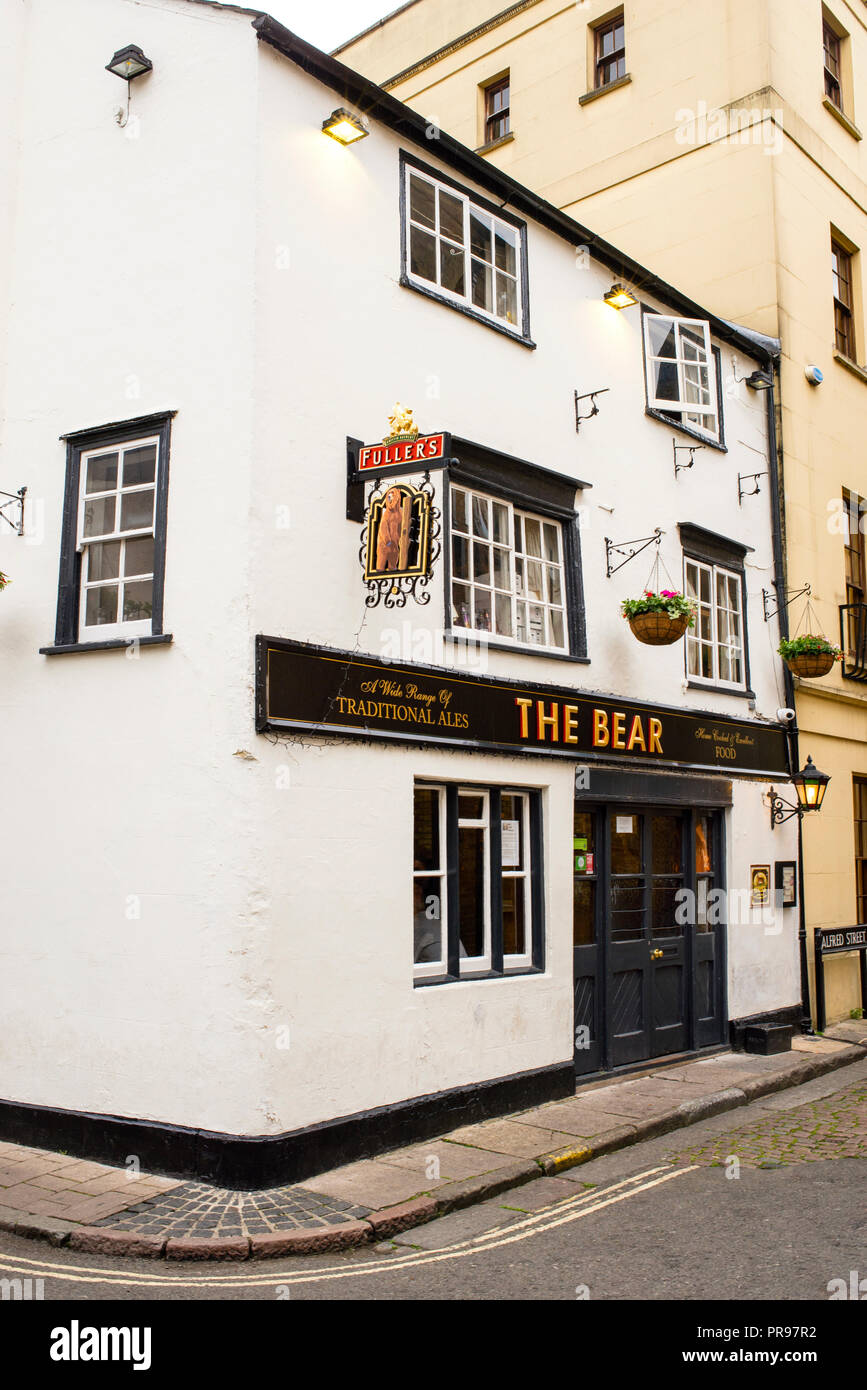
[384,402,420,445]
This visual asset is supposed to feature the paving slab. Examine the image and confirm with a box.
[299,1159,437,1208]
[510,1102,629,1134]
[443,1118,571,1159]
[377,1138,513,1180]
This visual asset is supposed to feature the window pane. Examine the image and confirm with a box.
[526,559,544,600]
[120,490,154,531]
[439,190,464,244]
[124,535,155,576]
[452,583,471,627]
[651,356,680,403]
[496,272,517,324]
[493,502,509,544]
[470,210,492,261]
[414,875,442,964]
[473,589,492,631]
[547,566,562,605]
[122,580,153,621]
[611,813,640,873]
[410,225,436,282]
[409,174,435,230]
[452,489,468,532]
[414,788,440,869]
[516,602,528,643]
[573,880,596,946]
[494,225,517,276]
[83,496,116,537]
[502,876,526,956]
[85,453,118,494]
[85,584,118,626]
[696,816,713,872]
[473,542,491,586]
[493,547,510,590]
[122,446,156,488]
[550,608,565,647]
[459,794,485,819]
[440,240,465,296]
[653,816,682,873]
[647,318,677,357]
[527,603,545,643]
[495,591,513,636]
[458,826,485,958]
[87,540,121,582]
[472,495,489,538]
[543,523,559,562]
[471,258,492,311]
[523,517,542,557]
[452,534,469,580]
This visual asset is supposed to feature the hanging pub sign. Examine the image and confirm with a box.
[256,638,790,775]
[359,478,440,608]
[353,404,450,479]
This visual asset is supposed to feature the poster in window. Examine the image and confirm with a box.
[775,861,797,908]
[501,819,520,867]
[750,864,771,908]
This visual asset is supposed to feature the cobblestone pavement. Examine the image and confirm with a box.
[94,1182,371,1239]
[669,1078,866,1168]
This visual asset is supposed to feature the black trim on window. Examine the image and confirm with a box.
[640,305,726,450]
[399,149,534,346]
[415,782,545,987]
[443,439,589,661]
[51,411,174,649]
[679,523,753,697]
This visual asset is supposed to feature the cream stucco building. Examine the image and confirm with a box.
[340,0,867,1026]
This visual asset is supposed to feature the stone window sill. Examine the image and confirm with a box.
[833,350,867,385]
[579,73,632,107]
[822,95,862,141]
[40,633,173,656]
[475,132,515,155]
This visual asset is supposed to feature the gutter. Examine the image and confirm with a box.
[252,14,775,367]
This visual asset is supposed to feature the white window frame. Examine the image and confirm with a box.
[76,434,159,643]
[413,785,448,980]
[643,313,720,441]
[404,164,524,334]
[458,788,492,974]
[501,790,533,971]
[684,558,746,690]
[450,485,569,653]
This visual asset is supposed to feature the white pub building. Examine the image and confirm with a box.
[0,0,810,1185]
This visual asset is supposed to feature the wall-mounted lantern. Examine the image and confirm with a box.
[603,282,637,310]
[322,108,369,145]
[105,45,153,80]
[768,757,830,828]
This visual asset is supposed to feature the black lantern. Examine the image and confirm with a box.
[745,369,774,391]
[106,45,153,80]
[769,756,830,827]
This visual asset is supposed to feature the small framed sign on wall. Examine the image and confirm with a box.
[775,860,797,908]
[750,864,771,908]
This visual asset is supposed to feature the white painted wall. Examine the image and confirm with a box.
[0,0,799,1141]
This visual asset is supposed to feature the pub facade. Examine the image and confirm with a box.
[0,0,803,1183]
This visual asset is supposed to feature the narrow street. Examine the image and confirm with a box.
[3,1061,863,1303]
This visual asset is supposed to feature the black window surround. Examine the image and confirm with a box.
[444,437,591,663]
[41,411,174,655]
[640,304,727,451]
[414,781,545,987]
[678,522,754,697]
[399,150,534,347]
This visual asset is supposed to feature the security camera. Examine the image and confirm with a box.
[776,707,796,722]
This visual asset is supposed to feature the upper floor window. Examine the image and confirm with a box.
[684,559,745,689]
[450,485,568,652]
[594,11,626,89]
[483,75,510,144]
[832,237,856,358]
[45,412,173,652]
[402,155,529,340]
[643,313,720,442]
[824,18,842,108]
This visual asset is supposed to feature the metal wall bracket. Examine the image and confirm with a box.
[574,388,610,432]
[673,441,704,477]
[762,582,811,624]
[0,486,26,535]
[738,471,769,504]
[605,527,663,579]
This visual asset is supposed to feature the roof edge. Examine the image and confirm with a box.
[253,14,775,364]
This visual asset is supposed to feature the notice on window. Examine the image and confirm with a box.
[501,820,520,867]
[616,815,634,835]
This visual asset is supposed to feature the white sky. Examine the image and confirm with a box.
[257,1,400,53]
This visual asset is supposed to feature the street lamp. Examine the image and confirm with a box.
[769,756,830,827]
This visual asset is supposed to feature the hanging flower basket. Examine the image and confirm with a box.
[778,635,841,678]
[622,591,695,646]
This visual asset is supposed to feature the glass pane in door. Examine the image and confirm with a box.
[651,814,684,937]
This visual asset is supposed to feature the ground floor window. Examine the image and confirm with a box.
[413,781,543,982]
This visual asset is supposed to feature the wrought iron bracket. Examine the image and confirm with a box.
[768,788,803,830]
[738,470,768,504]
[0,486,26,535]
[605,527,663,579]
[762,582,811,624]
[673,441,704,477]
[574,388,610,433]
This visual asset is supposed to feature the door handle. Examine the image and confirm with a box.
[650,948,663,960]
